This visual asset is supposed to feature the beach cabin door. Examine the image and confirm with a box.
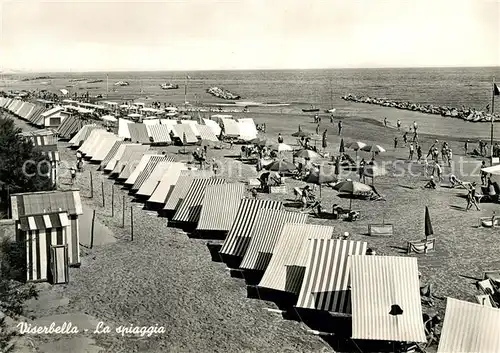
[50,245,69,284]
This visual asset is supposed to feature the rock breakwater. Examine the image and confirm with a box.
[342,94,499,123]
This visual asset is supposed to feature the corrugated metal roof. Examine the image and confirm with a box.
[163,171,213,211]
[171,178,227,224]
[25,105,43,123]
[221,118,240,137]
[110,145,149,175]
[128,123,151,144]
[202,118,222,136]
[99,141,128,170]
[90,136,122,162]
[196,183,245,231]
[136,161,173,196]
[350,255,426,343]
[104,143,139,171]
[124,154,162,186]
[180,120,200,136]
[147,163,190,204]
[240,209,308,271]
[131,156,172,191]
[118,151,155,180]
[197,124,219,142]
[296,239,367,313]
[219,199,283,257]
[147,124,172,144]
[118,118,133,138]
[10,190,83,220]
[57,116,83,139]
[171,124,198,144]
[437,298,500,353]
[258,224,335,293]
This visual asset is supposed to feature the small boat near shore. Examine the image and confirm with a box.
[302,105,320,113]
[160,83,179,90]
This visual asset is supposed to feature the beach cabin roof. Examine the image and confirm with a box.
[147,163,190,204]
[104,143,141,172]
[296,239,367,313]
[57,116,84,139]
[240,209,308,271]
[10,190,83,220]
[162,171,212,211]
[219,199,283,257]
[171,178,227,224]
[350,255,426,343]
[69,124,101,147]
[117,151,155,180]
[196,183,246,232]
[437,298,500,353]
[259,224,335,293]
[41,106,63,118]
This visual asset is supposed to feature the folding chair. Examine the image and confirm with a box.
[407,238,436,254]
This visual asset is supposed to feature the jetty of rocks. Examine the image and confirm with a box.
[342,94,499,123]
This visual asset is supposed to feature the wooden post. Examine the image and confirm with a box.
[89,171,93,198]
[111,185,114,217]
[122,195,125,227]
[90,210,96,249]
[101,181,105,207]
[130,206,134,241]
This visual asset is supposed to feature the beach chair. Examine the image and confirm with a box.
[476,294,494,307]
[407,238,436,254]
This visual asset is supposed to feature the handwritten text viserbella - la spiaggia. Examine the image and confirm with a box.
[17,321,166,337]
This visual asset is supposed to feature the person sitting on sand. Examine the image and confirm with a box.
[449,174,462,188]
[424,176,437,189]
[419,272,436,305]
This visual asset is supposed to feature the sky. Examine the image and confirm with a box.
[0,0,499,72]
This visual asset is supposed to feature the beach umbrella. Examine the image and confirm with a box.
[339,138,345,153]
[265,160,297,174]
[294,149,321,160]
[334,179,372,209]
[306,166,337,197]
[101,115,117,122]
[271,143,293,152]
[346,141,367,150]
[360,144,386,153]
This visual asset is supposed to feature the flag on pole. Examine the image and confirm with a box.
[494,83,500,96]
[424,206,434,237]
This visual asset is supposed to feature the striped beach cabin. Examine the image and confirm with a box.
[10,190,83,283]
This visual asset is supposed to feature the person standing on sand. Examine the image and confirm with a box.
[413,121,418,132]
[394,137,398,150]
[397,120,401,130]
[315,124,320,134]
[417,144,422,162]
[466,183,480,211]
[408,143,414,161]
[403,132,408,145]
[384,118,388,127]
[413,131,418,143]
[338,121,343,135]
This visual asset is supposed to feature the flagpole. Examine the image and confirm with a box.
[184,75,188,110]
[491,77,496,165]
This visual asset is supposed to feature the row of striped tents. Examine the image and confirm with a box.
[239,209,308,271]
[147,163,191,204]
[163,171,214,211]
[104,143,141,172]
[110,145,150,176]
[118,151,156,180]
[171,178,226,224]
[99,141,128,170]
[69,124,101,147]
[128,123,151,144]
[90,136,123,162]
[296,239,367,314]
[136,161,173,196]
[146,124,172,144]
[350,255,425,343]
[130,155,173,191]
[219,199,283,258]
[58,116,84,140]
[258,224,335,294]
[124,154,162,186]
[196,183,246,232]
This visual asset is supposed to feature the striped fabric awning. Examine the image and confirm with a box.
[350,255,426,343]
[171,178,227,224]
[219,199,283,258]
[89,136,121,162]
[128,123,151,144]
[196,183,245,231]
[296,239,367,314]
[147,124,172,144]
[136,161,174,196]
[110,145,150,175]
[118,151,155,180]
[437,298,500,353]
[104,143,141,172]
[99,141,128,170]
[19,212,69,231]
[197,124,219,142]
[124,154,162,186]
[163,171,213,211]
[203,118,222,136]
[57,116,84,139]
[171,124,198,144]
[240,209,308,271]
[147,163,190,204]
[259,224,335,293]
[131,155,173,191]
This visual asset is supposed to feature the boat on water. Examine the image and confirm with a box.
[114,81,130,86]
[160,83,179,90]
[302,105,320,113]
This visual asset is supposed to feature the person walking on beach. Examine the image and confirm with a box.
[70,167,76,185]
[413,131,418,143]
[397,120,401,130]
[464,140,469,155]
[408,143,414,161]
[413,121,418,132]
[481,160,487,185]
[338,121,343,135]
[315,124,320,134]
[402,132,408,145]
[466,183,481,211]
[394,137,398,150]
[417,144,422,162]
[384,118,388,127]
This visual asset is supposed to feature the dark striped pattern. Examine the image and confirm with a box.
[135,161,173,196]
[163,171,213,211]
[69,125,100,147]
[296,239,367,313]
[219,199,283,257]
[239,210,308,271]
[196,183,245,231]
[259,224,335,293]
[131,155,170,191]
[128,123,151,144]
[118,151,152,180]
[350,255,426,342]
[57,116,83,139]
[25,227,66,282]
[172,178,226,224]
[99,141,128,170]
[19,212,69,231]
[124,154,162,185]
[147,124,172,144]
[78,129,109,155]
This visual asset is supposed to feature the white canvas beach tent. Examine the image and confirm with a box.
[82,131,117,158]
[147,162,190,204]
[104,143,141,172]
[202,118,222,136]
[118,118,134,139]
[237,118,258,141]
[124,154,164,186]
[91,136,124,162]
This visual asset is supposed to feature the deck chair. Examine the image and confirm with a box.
[407,238,436,254]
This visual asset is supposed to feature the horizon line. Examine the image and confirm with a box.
[2,64,500,75]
